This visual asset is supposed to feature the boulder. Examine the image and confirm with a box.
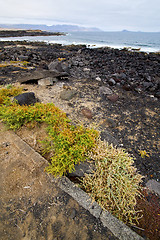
[14,92,37,106]
[17,69,69,84]
[67,161,95,178]
[48,60,70,75]
[38,77,57,86]
[60,89,77,101]
[18,55,29,61]
[100,130,119,146]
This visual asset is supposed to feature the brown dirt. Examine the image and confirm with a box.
[11,80,160,240]
[13,77,160,182]
[135,189,160,240]
[15,123,160,240]
[0,123,117,240]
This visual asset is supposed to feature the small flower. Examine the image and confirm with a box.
[138,150,149,158]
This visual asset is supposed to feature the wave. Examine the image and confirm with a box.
[0,32,160,53]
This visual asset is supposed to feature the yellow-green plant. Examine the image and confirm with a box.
[0,85,98,176]
[45,124,98,176]
[0,61,29,69]
[81,139,143,224]
[0,85,22,105]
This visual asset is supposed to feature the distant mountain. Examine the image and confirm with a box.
[0,24,102,32]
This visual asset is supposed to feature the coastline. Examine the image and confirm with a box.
[0,31,160,53]
[0,29,65,37]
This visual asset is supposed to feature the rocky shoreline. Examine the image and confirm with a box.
[0,40,160,97]
[0,40,159,183]
[0,29,64,37]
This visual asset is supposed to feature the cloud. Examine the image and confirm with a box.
[0,0,160,31]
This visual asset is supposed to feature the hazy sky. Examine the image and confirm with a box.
[0,0,160,31]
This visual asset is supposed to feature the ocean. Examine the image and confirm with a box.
[1,31,160,53]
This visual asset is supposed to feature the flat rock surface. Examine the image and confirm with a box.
[0,123,117,240]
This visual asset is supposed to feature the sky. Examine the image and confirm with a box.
[0,0,160,32]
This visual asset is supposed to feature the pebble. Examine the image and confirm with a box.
[100,118,116,128]
[154,91,160,98]
[70,208,76,219]
[83,67,90,72]
[2,142,10,147]
[143,82,153,89]
[63,84,72,90]
[119,73,127,79]
[106,118,117,128]
[107,94,119,102]
[122,84,132,91]
[95,76,101,82]
[81,107,93,119]
[99,86,113,96]
[60,89,77,101]
[108,78,116,86]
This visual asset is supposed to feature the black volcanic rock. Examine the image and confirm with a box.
[0,29,64,37]
[14,92,37,106]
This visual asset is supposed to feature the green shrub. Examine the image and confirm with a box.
[45,125,98,176]
[0,85,22,105]
[0,85,98,176]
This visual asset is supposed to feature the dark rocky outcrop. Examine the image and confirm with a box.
[48,60,70,75]
[67,161,95,178]
[14,92,37,105]
[17,69,69,84]
[0,30,64,37]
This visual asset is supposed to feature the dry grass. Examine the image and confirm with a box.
[82,139,143,224]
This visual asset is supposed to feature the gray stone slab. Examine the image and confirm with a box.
[146,179,160,196]
[100,210,143,240]
[29,151,48,168]
[55,176,102,219]
[10,133,33,156]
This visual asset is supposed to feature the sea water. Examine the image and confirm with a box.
[1,31,160,53]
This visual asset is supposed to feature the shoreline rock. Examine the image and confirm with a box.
[0,29,65,37]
